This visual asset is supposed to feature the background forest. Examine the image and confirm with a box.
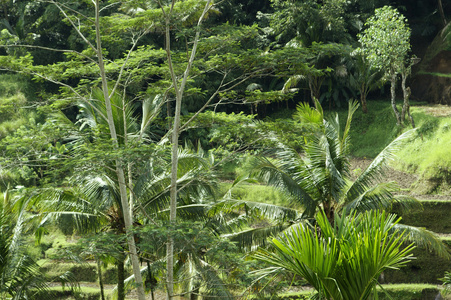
[0,0,451,299]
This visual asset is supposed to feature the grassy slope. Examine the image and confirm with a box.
[225,100,451,202]
[336,100,451,194]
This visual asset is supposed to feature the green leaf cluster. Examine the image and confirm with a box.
[255,210,415,300]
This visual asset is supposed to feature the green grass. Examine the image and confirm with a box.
[394,107,451,194]
[334,100,400,157]
[220,182,289,207]
[335,100,451,194]
[274,283,448,299]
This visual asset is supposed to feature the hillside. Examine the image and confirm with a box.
[30,100,451,299]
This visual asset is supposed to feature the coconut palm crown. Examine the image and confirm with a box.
[253,99,449,257]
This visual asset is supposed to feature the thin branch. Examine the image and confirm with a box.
[0,44,97,63]
[110,26,155,97]
[180,68,268,132]
[49,0,97,52]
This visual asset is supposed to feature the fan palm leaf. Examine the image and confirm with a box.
[254,210,415,300]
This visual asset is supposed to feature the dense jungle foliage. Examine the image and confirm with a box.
[0,0,450,299]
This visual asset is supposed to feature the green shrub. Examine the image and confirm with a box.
[34,286,102,300]
[40,262,97,282]
[0,73,38,100]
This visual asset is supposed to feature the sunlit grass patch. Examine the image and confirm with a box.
[220,182,289,207]
[394,106,451,194]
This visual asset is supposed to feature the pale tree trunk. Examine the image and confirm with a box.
[401,72,407,124]
[162,1,212,299]
[401,72,415,128]
[164,10,176,299]
[390,73,402,125]
[94,1,146,299]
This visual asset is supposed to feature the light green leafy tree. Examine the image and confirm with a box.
[358,6,411,125]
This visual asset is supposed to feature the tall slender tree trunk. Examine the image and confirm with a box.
[308,77,322,102]
[390,73,401,125]
[147,261,156,300]
[117,255,125,300]
[94,1,146,299]
[162,2,212,299]
[438,0,448,27]
[96,258,106,300]
[165,11,176,299]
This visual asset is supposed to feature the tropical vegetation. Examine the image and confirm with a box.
[0,0,450,299]
[254,210,415,300]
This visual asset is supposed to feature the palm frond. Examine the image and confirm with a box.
[141,94,165,136]
[254,210,415,300]
[347,129,416,199]
[341,182,398,213]
[340,99,359,157]
[391,195,423,213]
[209,199,299,222]
[392,223,451,258]
[252,157,316,216]
[223,224,291,251]
[195,257,234,299]
[293,99,323,125]
[282,75,304,94]
[0,197,51,298]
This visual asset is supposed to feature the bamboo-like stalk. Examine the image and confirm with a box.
[94,1,146,299]
[161,1,212,298]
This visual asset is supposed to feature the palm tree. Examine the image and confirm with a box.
[253,99,449,257]
[20,89,164,300]
[0,188,49,299]
[31,88,245,299]
[31,141,225,299]
[348,51,383,113]
[254,209,415,300]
